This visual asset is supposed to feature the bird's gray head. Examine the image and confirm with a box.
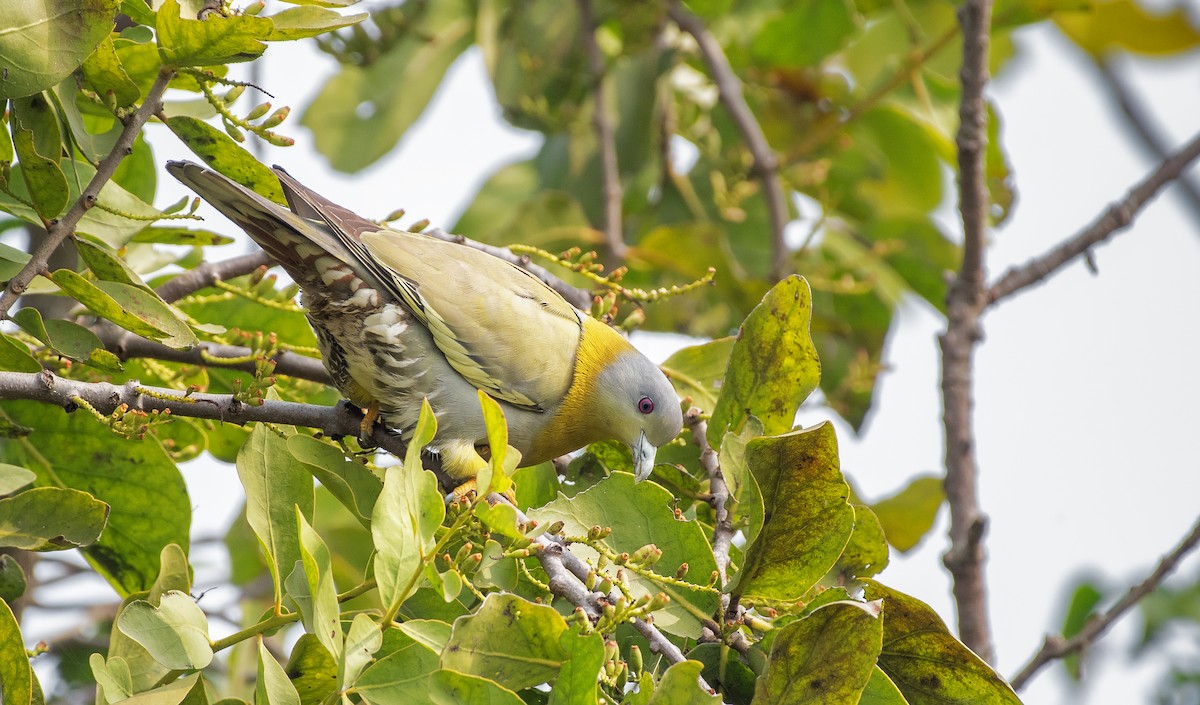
[594,350,684,482]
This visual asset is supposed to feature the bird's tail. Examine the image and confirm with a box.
[166,160,360,291]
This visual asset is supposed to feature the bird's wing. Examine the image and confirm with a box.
[272,167,583,411]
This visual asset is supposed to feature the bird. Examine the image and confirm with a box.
[167,160,683,492]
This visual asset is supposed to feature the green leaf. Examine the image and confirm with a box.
[429,670,524,705]
[871,476,944,553]
[289,435,381,528]
[837,505,890,580]
[257,638,302,705]
[441,593,569,691]
[12,128,68,219]
[450,160,539,240]
[859,667,910,705]
[342,613,383,688]
[646,661,721,705]
[547,630,604,705]
[534,473,720,637]
[114,673,202,705]
[293,508,343,661]
[754,0,858,67]
[660,337,735,415]
[0,464,36,496]
[0,333,40,373]
[372,459,444,613]
[751,601,882,704]
[0,555,27,602]
[11,93,64,167]
[116,590,214,670]
[91,653,134,704]
[1060,579,1104,679]
[48,270,198,348]
[131,225,234,246]
[510,462,559,511]
[156,0,272,67]
[731,422,854,603]
[302,0,473,172]
[76,237,154,287]
[1056,0,1200,56]
[13,307,117,369]
[236,423,315,607]
[709,276,821,448]
[0,486,109,550]
[0,241,31,280]
[0,597,31,705]
[353,629,441,705]
[113,133,157,203]
[165,116,286,203]
[50,78,123,164]
[0,0,120,99]
[284,635,337,705]
[265,6,367,40]
[150,544,192,603]
[1,400,191,594]
[863,581,1022,705]
[81,35,142,108]
[718,422,765,548]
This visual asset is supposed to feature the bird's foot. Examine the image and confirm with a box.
[358,400,381,448]
[445,479,517,505]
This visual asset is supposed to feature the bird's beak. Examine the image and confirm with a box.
[632,430,656,482]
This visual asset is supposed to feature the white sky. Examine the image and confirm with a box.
[23,14,1200,705]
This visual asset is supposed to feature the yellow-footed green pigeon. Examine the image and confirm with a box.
[167,161,683,486]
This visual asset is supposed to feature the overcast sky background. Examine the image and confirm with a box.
[23,11,1200,705]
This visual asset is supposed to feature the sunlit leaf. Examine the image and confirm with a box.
[116,590,214,670]
[0,0,119,99]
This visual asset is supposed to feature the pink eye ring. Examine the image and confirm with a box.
[637,396,654,414]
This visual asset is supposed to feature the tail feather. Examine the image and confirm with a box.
[166,161,375,295]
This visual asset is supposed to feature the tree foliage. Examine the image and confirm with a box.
[0,0,1198,703]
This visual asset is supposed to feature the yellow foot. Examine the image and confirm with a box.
[446,479,517,505]
[358,400,380,446]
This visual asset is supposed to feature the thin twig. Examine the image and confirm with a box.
[668,2,789,281]
[1095,59,1200,224]
[987,127,1200,305]
[685,408,732,586]
[940,0,995,664]
[0,370,402,455]
[577,0,627,260]
[424,229,593,310]
[0,70,174,318]
[1010,516,1200,689]
[155,252,271,304]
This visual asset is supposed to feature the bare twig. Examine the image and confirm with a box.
[0,70,174,317]
[1095,59,1200,223]
[155,252,271,303]
[92,323,333,384]
[667,2,790,281]
[1010,516,1200,689]
[987,128,1200,304]
[685,408,732,585]
[940,0,995,664]
[0,369,402,455]
[425,229,593,310]
[577,0,627,260]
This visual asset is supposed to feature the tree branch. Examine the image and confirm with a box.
[0,369,397,452]
[667,2,790,281]
[1095,59,1200,224]
[1010,515,1200,689]
[940,0,995,664]
[685,408,732,586]
[0,69,174,318]
[577,0,627,260]
[155,252,271,304]
[987,127,1200,305]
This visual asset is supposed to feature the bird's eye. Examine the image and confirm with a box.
[637,396,654,414]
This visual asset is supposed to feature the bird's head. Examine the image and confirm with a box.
[592,348,684,481]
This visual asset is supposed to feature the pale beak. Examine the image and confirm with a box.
[632,430,657,482]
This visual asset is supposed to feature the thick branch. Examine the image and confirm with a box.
[1010,516,1200,689]
[0,369,403,454]
[156,252,271,304]
[577,0,627,260]
[667,2,790,281]
[1095,60,1200,224]
[941,0,995,664]
[988,127,1200,304]
[425,229,593,310]
[0,70,174,318]
[685,408,732,586]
